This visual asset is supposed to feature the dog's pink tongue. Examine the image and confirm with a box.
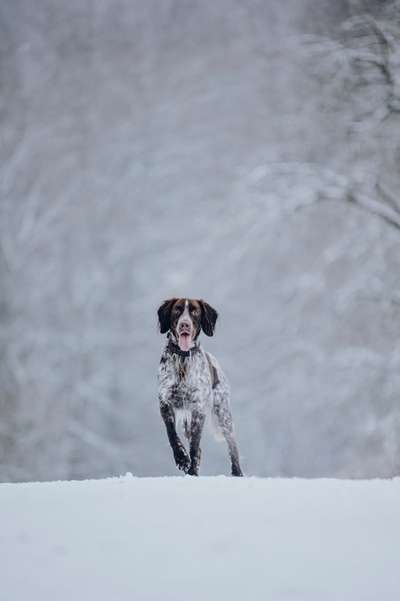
[179,333,192,352]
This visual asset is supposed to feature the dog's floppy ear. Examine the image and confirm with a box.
[157,298,177,334]
[199,300,218,337]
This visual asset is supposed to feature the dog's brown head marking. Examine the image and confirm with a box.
[157,298,218,350]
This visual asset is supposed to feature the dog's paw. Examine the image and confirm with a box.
[231,465,244,477]
[174,443,190,473]
[187,449,201,476]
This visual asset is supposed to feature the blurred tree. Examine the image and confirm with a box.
[1,0,400,482]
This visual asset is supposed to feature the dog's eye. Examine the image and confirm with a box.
[191,308,200,315]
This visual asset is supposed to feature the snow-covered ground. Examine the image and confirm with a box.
[1,476,399,601]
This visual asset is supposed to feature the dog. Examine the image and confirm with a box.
[157,298,243,476]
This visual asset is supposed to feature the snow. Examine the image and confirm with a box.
[2,475,399,601]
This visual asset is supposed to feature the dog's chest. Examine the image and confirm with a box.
[168,352,212,407]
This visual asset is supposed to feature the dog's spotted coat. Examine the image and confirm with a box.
[157,298,243,476]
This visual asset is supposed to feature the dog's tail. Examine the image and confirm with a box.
[175,409,192,441]
[181,410,221,442]
[183,418,191,441]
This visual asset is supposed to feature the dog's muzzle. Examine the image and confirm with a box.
[177,319,193,352]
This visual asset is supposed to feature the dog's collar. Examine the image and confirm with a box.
[167,335,201,358]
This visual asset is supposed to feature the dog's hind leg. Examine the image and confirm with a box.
[188,410,205,476]
[213,394,243,477]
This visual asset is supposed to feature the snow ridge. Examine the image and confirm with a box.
[2,475,399,601]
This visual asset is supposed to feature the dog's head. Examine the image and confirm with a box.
[157,298,218,351]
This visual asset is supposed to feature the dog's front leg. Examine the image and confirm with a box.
[160,401,190,473]
[188,410,205,476]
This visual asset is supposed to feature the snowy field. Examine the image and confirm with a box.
[1,476,399,601]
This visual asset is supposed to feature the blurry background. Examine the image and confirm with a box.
[1,0,400,482]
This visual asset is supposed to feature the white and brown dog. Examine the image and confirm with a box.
[157,298,243,476]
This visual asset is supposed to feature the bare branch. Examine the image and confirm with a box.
[347,190,400,230]
[376,180,400,213]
